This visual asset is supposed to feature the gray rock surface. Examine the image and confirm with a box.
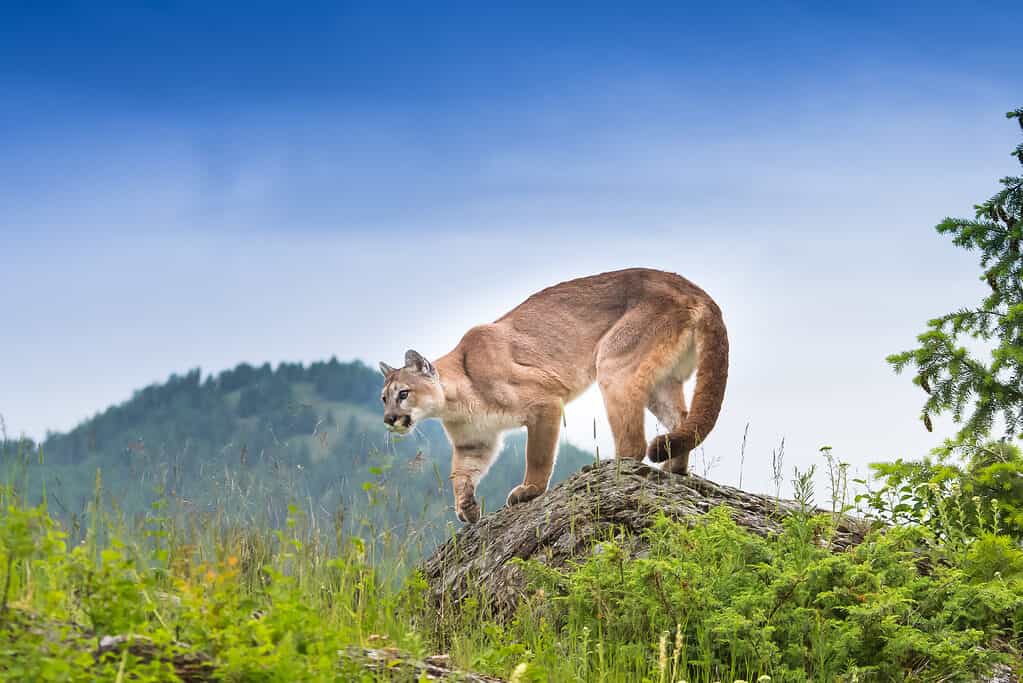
[421,458,871,619]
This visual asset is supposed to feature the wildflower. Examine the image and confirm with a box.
[658,631,668,679]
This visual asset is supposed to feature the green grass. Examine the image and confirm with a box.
[1,443,1022,681]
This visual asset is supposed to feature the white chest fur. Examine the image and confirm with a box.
[442,410,524,451]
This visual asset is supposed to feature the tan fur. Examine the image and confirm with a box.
[379,268,729,523]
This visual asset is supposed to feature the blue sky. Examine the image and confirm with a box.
[2,2,1021,492]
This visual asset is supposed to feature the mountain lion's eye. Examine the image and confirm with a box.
[398,390,410,401]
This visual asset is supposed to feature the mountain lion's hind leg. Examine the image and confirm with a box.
[598,374,648,460]
[507,404,561,506]
[598,309,686,461]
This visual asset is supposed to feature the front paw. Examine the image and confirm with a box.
[455,494,480,523]
[506,483,544,506]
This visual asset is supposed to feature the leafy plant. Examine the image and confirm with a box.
[862,440,1023,542]
[515,509,1012,682]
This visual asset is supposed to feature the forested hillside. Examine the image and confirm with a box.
[1,358,593,552]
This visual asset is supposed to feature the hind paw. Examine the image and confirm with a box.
[647,435,673,462]
[661,454,690,475]
[647,437,690,475]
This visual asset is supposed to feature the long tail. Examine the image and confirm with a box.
[649,302,729,462]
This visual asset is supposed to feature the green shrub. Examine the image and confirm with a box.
[503,509,1014,682]
[863,441,1023,543]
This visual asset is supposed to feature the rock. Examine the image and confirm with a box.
[339,647,505,681]
[987,664,1019,683]
[94,633,504,681]
[420,458,872,620]
[95,634,215,683]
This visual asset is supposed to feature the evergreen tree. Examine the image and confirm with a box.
[889,107,1023,447]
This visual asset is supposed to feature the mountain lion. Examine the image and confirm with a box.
[379,268,728,523]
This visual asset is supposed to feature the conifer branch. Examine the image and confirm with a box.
[890,106,1023,447]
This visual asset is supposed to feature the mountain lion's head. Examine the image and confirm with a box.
[378,350,444,434]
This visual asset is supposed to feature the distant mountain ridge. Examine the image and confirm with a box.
[3,358,594,548]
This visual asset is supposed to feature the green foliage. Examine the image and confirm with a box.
[888,107,1023,445]
[504,509,1015,682]
[1,456,1021,681]
[0,489,423,681]
[862,440,1023,543]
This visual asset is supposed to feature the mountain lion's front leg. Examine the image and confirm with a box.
[450,438,499,523]
[507,404,561,506]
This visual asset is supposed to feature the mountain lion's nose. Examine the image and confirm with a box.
[384,414,398,426]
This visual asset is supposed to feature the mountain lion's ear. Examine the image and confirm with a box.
[379,362,396,377]
[404,349,436,378]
